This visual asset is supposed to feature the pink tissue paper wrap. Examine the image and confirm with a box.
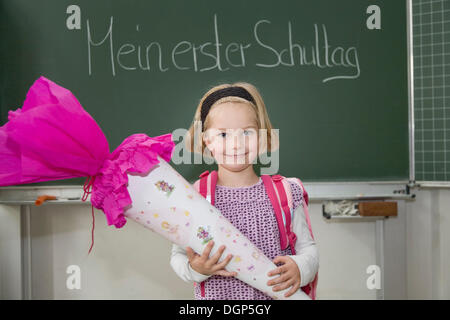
[0,76,175,228]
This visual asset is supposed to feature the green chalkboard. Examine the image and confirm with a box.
[0,0,409,185]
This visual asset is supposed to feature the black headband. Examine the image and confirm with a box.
[200,86,256,130]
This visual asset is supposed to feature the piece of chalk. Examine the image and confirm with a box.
[35,195,57,206]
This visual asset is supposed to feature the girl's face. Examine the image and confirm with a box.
[204,102,259,170]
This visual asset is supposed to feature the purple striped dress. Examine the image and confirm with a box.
[194,177,303,300]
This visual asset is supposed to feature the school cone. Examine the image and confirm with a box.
[122,155,310,300]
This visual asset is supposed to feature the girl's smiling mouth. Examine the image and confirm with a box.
[225,152,248,157]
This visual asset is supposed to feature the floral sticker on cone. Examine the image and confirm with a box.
[155,180,175,197]
[197,226,213,244]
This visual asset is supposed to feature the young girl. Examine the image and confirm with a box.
[170,82,319,300]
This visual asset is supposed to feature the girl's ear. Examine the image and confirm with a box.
[258,129,279,154]
[202,134,214,155]
[258,131,268,155]
[203,134,211,149]
[202,135,216,160]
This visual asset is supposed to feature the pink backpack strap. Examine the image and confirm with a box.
[278,177,298,252]
[197,170,217,205]
[272,175,297,255]
[261,175,290,251]
[209,171,218,205]
[285,177,318,300]
[285,178,314,240]
[263,175,318,299]
[198,170,209,199]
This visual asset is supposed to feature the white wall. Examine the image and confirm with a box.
[406,187,450,299]
[29,204,194,299]
[0,205,22,299]
[1,187,449,299]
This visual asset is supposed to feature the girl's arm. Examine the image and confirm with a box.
[287,202,319,287]
[170,243,211,283]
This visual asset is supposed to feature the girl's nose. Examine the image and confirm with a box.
[232,133,247,151]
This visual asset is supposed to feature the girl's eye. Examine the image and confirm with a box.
[219,132,227,138]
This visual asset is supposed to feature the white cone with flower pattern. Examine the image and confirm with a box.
[125,155,310,300]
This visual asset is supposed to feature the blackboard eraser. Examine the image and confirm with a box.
[358,201,398,217]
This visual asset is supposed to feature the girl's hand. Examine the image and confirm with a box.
[267,256,301,297]
[186,241,238,277]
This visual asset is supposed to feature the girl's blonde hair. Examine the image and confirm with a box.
[185,82,279,155]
